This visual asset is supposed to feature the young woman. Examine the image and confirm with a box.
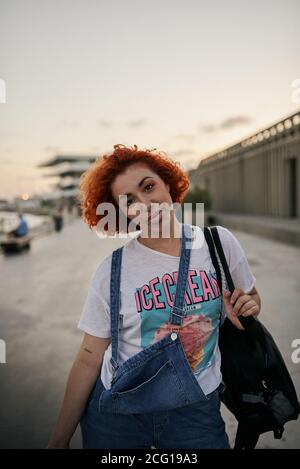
[47,144,261,449]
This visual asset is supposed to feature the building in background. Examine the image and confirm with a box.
[38,154,98,201]
[188,109,300,220]
[37,154,99,219]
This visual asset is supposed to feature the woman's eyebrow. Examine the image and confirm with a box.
[125,176,154,196]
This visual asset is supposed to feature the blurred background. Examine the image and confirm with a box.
[0,0,300,448]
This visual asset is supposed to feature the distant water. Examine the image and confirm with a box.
[0,211,47,233]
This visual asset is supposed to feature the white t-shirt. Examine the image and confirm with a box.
[78,224,256,395]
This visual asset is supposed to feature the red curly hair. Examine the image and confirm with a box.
[79,144,190,233]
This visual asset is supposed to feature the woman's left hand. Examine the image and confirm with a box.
[222,287,261,330]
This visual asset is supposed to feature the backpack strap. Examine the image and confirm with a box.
[210,226,260,328]
[210,226,235,294]
[203,227,223,294]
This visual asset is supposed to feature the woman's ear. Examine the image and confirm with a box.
[166,183,170,192]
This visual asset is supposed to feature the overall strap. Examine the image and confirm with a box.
[109,246,123,378]
[168,223,193,326]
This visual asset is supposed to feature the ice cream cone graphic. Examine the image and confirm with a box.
[153,314,213,371]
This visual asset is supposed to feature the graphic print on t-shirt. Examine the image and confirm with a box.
[134,269,222,374]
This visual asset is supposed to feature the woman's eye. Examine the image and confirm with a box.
[126,183,154,207]
[145,183,154,192]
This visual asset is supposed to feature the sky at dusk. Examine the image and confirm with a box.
[0,0,300,198]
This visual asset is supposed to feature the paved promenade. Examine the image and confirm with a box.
[0,219,299,448]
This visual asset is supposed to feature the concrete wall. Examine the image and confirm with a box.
[189,112,300,220]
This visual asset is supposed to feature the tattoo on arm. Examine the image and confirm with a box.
[83,347,92,354]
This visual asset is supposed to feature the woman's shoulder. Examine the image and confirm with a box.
[89,251,114,294]
[213,225,247,268]
[89,238,133,290]
[192,223,234,244]
[195,224,247,268]
[214,224,236,243]
[213,224,240,244]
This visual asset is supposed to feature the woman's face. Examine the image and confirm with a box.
[111,162,173,230]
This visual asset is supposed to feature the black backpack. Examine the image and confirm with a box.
[204,226,300,449]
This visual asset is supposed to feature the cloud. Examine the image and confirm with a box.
[127,119,147,128]
[170,148,196,157]
[199,114,253,133]
[199,124,216,133]
[44,146,61,153]
[89,146,102,153]
[220,115,253,129]
[174,133,197,143]
[97,119,147,128]
[98,120,113,128]
[60,120,80,128]
[0,159,14,165]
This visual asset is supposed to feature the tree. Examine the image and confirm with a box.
[181,186,212,225]
[183,185,211,210]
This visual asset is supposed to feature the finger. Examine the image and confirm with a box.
[222,291,245,330]
[230,288,244,305]
[239,300,255,316]
[233,296,252,316]
[222,290,232,306]
[222,290,234,314]
[232,295,251,315]
[242,304,260,317]
[228,312,245,330]
[223,289,231,298]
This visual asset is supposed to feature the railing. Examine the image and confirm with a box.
[200,109,300,167]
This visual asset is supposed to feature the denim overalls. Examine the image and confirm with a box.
[80,223,230,449]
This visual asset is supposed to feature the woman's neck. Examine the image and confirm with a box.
[136,216,183,257]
